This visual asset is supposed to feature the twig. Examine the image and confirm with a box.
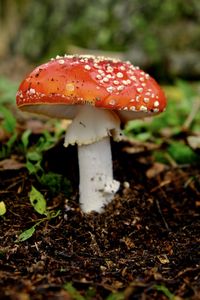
[155,199,170,231]
[183,97,200,130]
[176,266,200,278]
[7,178,23,190]
[150,180,171,192]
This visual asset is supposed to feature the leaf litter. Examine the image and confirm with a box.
[0,138,200,299]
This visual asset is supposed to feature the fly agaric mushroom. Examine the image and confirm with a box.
[16,55,166,213]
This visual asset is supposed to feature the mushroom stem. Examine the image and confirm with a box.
[64,105,122,213]
[78,137,120,213]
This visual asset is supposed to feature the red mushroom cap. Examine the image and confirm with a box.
[16,55,166,118]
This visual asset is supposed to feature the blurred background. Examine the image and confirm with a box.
[0,0,200,170]
[1,0,200,82]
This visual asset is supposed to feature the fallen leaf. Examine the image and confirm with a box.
[122,137,159,154]
[157,254,170,264]
[187,135,200,151]
[0,158,25,170]
[146,162,167,178]
[26,119,54,134]
[0,201,6,216]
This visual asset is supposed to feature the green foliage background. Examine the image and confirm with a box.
[13,0,200,55]
[0,0,199,80]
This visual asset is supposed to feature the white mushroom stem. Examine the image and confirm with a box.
[78,137,120,212]
[64,105,122,213]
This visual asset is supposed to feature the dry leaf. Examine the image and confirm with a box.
[146,162,166,178]
[122,137,159,154]
[0,127,10,142]
[0,158,25,170]
[157,254,170,264]
[187,135,200,150]
[195,201,200,207]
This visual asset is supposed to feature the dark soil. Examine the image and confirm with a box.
[0,140,200,300]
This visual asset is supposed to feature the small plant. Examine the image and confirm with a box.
[63,282,125,300]
[0,201,6,216]
[0,76,19,158]
[154,284,176,300]
[21,129,55,175]
[18,186,60,242]
[0,76,19,105]
[106,292,125,300]
[0,105,17,159]
[20,127,72,198]
[40,172,72,197]
[63,282,96,300]
[0,105,16,133]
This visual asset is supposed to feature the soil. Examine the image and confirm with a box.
[0,139,200,300]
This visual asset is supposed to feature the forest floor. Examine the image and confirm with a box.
[0,56,200,299]
[0,138,200,300]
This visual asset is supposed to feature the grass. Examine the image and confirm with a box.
[124,80,200,165]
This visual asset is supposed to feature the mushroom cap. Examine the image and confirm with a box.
[16,55,166,120]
